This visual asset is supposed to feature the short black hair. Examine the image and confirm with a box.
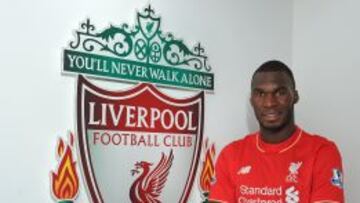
[252,60,296,88]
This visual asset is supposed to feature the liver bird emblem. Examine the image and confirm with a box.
[289,161,302,175]
[129,150,174,203]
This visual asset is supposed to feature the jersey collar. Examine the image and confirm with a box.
[256,126,303,154]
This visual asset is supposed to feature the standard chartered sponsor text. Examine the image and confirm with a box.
[240,185,282,196]
[238,185,283,203]
[238,197,282,203]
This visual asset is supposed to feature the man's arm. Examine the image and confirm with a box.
[208,200,228,203]
[208,145,236,203]
[310,142,344,203]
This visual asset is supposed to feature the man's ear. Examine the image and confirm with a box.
[250,94,254,107]
[294,90,299,104]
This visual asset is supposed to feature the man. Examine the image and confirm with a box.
[209,60,344,203]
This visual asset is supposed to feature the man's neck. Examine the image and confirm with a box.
[260,123,296,144]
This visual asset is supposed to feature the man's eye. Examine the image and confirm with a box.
[253,91,265,97]
[276,89,288,96]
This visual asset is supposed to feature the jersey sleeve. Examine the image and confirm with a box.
[310,141,344,203]
[209,145,236,203]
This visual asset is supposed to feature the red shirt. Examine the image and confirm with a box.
[209,127,344,203]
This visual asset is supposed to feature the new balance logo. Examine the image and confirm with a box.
[285,186,299,203]
[237,165,251,175]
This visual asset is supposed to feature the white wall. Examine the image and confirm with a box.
[293,0,360,202]
[3,0,358,202]
[0,0,293,202]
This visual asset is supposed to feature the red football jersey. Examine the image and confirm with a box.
[209,127,344,203]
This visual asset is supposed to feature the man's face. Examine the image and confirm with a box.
[250,71,298,130]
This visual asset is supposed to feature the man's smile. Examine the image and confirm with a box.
[261,111,282,122]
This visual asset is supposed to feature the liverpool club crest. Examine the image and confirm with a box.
[51,4,215,202]
[77,76,204,202]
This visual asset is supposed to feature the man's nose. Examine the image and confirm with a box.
[263,93,278,107]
